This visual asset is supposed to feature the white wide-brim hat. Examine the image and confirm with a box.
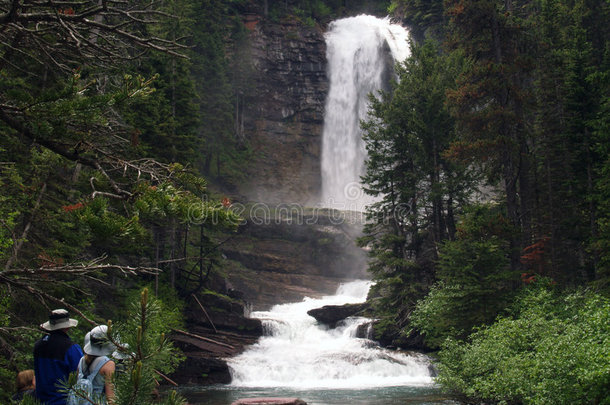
[84,325,116,356]
[41,309,78,331]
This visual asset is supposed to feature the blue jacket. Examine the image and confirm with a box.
[34,330,83,405]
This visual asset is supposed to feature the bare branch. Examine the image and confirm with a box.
[0,326,41,334]
[5,182,47,270]
[0,255,163,326]
[2,259,161,277]
[0,275,97,324]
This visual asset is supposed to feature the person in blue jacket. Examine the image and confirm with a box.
[34,309,83,405]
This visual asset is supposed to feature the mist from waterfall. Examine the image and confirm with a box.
[320,15,410,212]
[227,280,434,389]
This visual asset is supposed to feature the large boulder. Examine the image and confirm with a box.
[368,319,431,352]
[307,302,369,328]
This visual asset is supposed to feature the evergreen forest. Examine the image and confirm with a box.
[1,0,609,403]
[360,0,609,403]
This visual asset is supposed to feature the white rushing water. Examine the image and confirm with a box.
[228,280,434,389]
[320,15,410,212]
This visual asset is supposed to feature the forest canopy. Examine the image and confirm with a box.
[360,0,609,402]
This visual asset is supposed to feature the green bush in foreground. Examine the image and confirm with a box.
[61,288,186,405]
[436,281,610,405]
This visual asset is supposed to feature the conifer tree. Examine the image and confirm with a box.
[64,288,187,405]
[359,39,474,345]
[444,0,537,271]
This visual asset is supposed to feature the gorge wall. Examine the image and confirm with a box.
[218,14,405,308]
[236,16,328,205]
[219,210,369,310]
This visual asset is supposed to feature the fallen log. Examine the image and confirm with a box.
[171,328,235,350]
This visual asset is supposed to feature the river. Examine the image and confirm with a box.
[180,281,458,404]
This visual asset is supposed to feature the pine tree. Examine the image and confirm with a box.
[359,39,475,345]
[444,0,537,271]
[63,288,187,405]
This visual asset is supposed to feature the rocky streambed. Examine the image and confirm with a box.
[169,209,371,385]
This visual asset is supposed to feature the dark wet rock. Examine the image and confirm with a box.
[369,319,432,352]
[185,291,263,336]
[171,352,232,385]
[307,302,369,328]
[221,210,369,310]
[355,321,375,339]
[235,17,328,205]
[169,292,263,386]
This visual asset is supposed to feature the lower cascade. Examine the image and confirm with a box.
[228,280,434,389]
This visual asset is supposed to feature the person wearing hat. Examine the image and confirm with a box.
[76,325,116,404]
[34,309,84,404]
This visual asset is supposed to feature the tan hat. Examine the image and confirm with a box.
[40,309,78,331]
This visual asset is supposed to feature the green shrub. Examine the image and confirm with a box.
[436,283,610,405]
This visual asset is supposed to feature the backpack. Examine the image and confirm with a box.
[67,356,109,405]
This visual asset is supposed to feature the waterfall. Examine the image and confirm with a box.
[320,15,410,212]
[225,17,428,394]
[228,280,433,389]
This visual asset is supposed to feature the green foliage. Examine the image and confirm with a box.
[411,203,516,347]
[590,45,610,291]
[133,181,240,229]
[437,283,610,405]
[359,38,476,346]
[0,292,42,404]
[0,151,23,231]
[112,288,186,405]
[75,198,148,254]
[1,0,243,401]
[0,291,13,403]
[16,395,41,405]
[63,288,186,405]
[390,0,446,40]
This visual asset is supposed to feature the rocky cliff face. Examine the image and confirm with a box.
[219,210,369,310]
[237,17,328,205]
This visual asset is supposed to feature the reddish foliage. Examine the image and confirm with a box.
[520,236,550,273]
[130,129,141,147]
[221,197,231,208]
[243,15,260,30]
[38,252,64,268]
[62,202,85,212]
[520,272,537,283]
[443,139,500,163]
[446,0,465,16]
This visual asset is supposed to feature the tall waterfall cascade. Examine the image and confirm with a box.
[228,280,434,389]
[320,15,410,212]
